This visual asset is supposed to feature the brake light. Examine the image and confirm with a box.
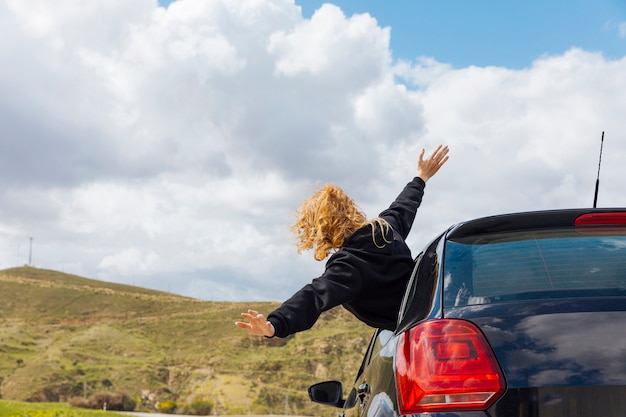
[575,212,626,226]
[395,319,505,413]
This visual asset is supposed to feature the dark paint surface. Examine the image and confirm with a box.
[445,298,626,387]
[343,298,626,417]
[447,298,626,417]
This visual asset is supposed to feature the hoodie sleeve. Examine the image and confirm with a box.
[267,250,363,338]
[378,177,426,240]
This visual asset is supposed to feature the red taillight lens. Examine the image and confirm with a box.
[575,212,626,226]
[395,319,505,413]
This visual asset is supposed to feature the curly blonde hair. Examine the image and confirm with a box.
[291,184,391,261]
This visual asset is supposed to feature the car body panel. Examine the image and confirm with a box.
[491,386,626,417]
[446,299,626,388]
[343,329,399,417]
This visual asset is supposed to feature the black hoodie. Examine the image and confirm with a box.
[267,177,426,338]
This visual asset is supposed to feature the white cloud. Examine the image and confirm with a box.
[1,0,625,301]
[269,3,389,80]
[99,247,161,275]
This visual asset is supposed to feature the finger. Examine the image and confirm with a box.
[418,148,425,163]
[436,151,449,163]
[431,145,447,160]
[432,149,449,165]
[240,312,256,321]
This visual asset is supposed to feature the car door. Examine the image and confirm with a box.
[343,328,398,417]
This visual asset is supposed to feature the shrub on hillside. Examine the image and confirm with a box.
[28,382,80,402]
[182,399,214,415]
[157,400,177,413]
[69,391,135,411]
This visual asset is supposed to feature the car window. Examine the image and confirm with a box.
[444,227,626,306]
[396,235,443,332]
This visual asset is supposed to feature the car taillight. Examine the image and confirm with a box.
[395,319,505,414]
[575,212,626,226]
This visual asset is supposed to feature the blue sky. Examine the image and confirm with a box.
[159,0,626,68]
[301,1,626,67]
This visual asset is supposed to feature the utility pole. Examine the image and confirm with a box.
[28,237,33,266]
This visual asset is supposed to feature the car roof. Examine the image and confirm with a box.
[446,208,626,239]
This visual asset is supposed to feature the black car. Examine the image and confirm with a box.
[309,208,626,417]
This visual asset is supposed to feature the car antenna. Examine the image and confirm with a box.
[593,131,605,208]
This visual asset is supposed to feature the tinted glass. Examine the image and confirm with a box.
[443,228,626,307]
[397,235,443,333]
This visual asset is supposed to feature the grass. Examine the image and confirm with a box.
[0,267,371,416]
[0,399,121,417]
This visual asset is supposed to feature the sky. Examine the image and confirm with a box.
[1,0,625,302]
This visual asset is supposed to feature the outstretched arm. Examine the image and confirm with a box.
[235,309,276,337]
[417,144,449,182]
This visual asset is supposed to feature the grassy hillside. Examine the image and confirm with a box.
[0,267,372,416]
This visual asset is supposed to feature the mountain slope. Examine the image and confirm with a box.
[0,267,372,415]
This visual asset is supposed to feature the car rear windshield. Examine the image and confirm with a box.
[443,227,626,307]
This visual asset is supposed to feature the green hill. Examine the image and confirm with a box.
[0,267,372,415]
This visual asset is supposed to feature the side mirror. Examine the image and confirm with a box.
[307,380,345,408]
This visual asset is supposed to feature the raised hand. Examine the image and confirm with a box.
[235,309,276,337]
[417,145,449,182]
